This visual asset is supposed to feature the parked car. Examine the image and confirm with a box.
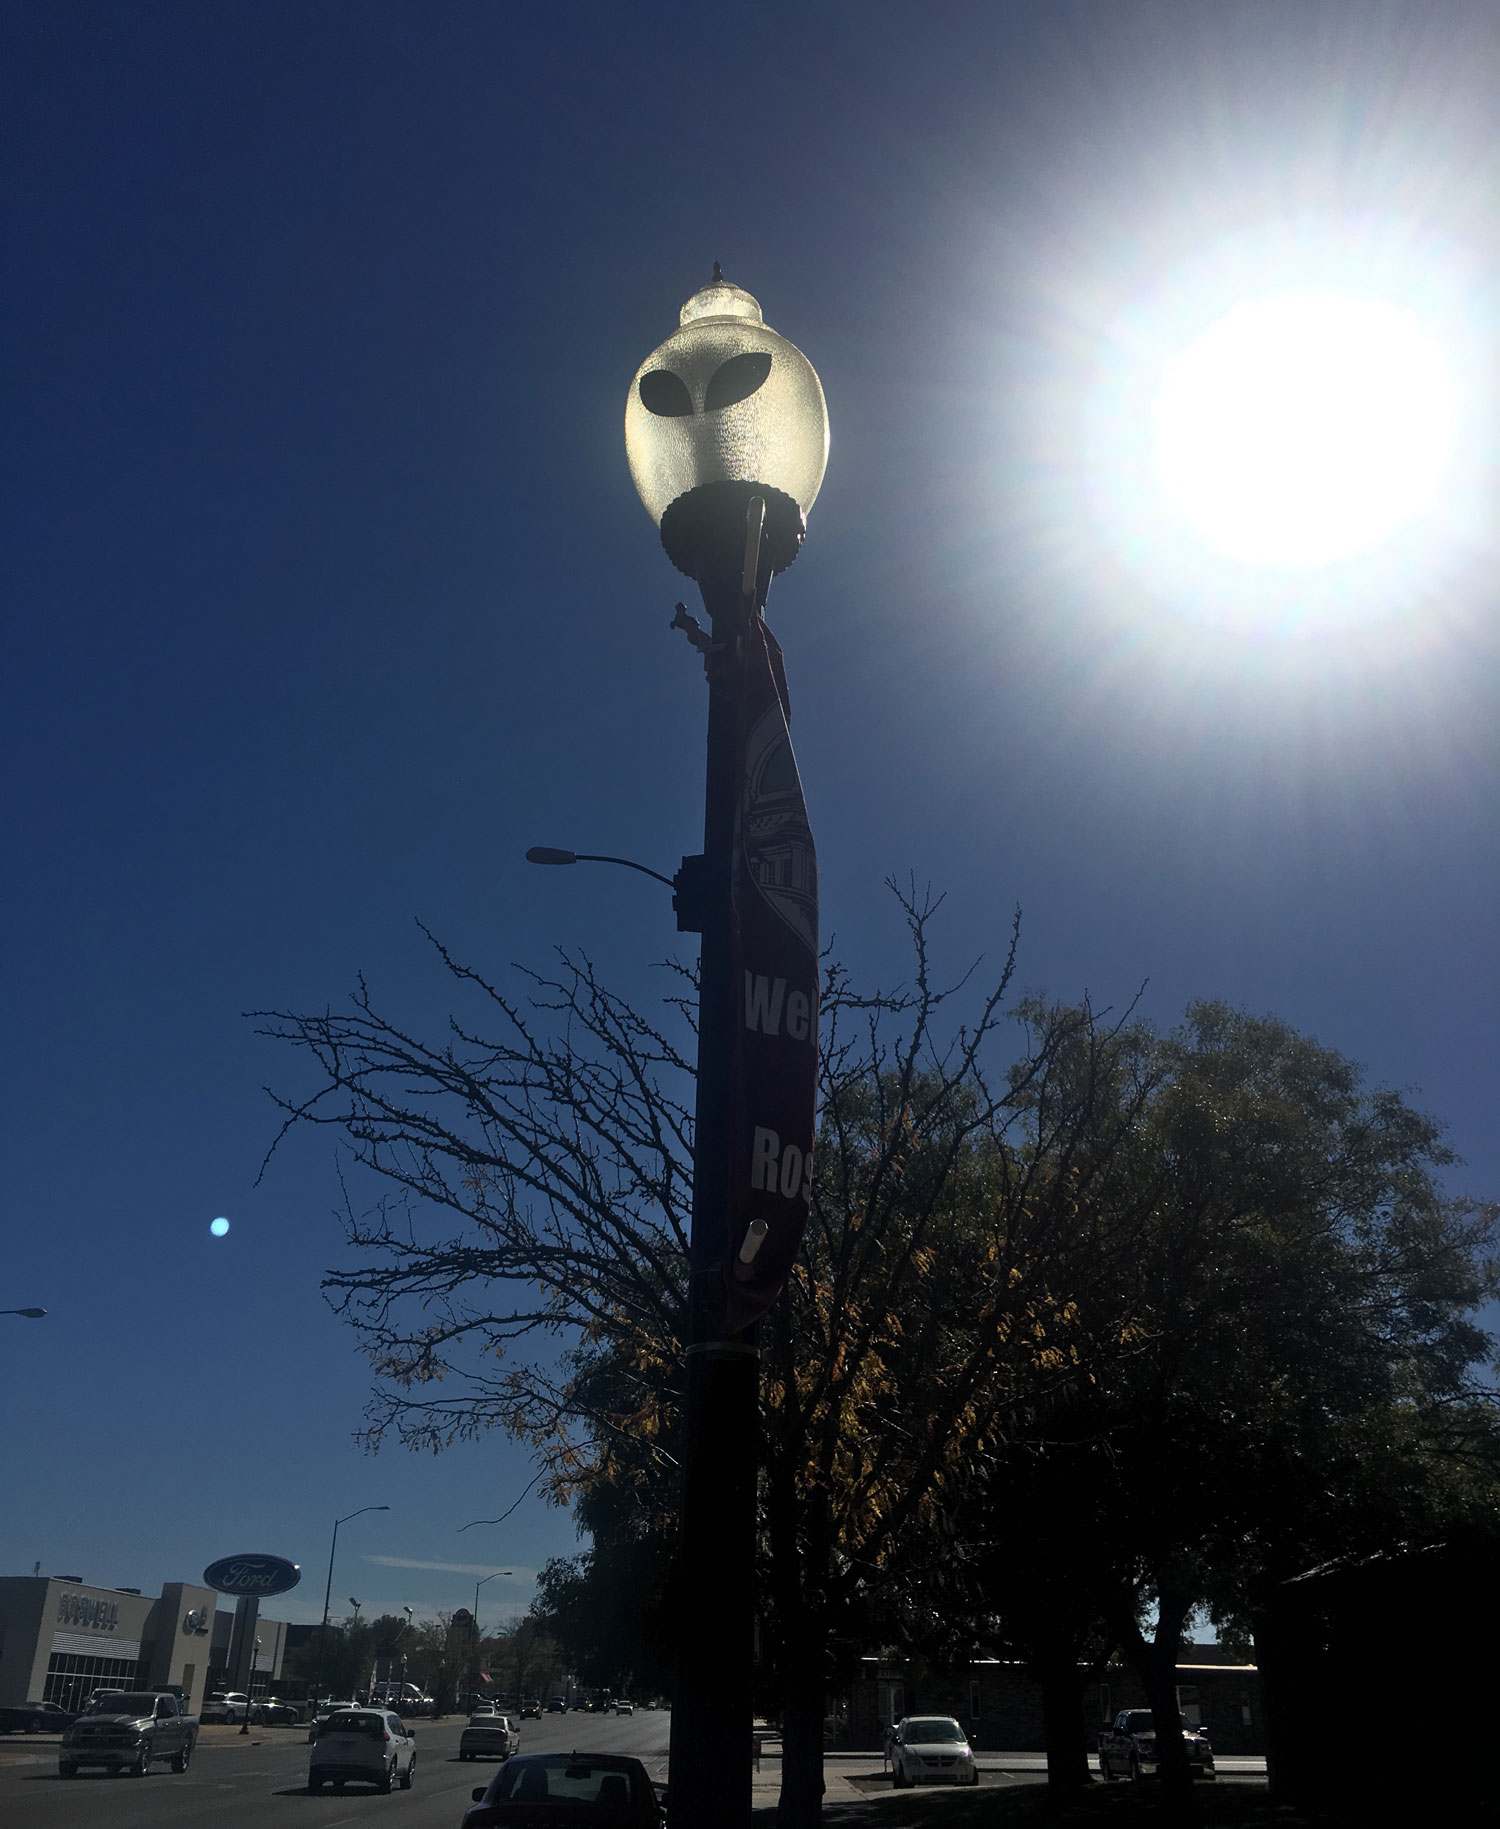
[59,1690,198,1778]
[890,1715,979,1788]
[0,1700,77,1734]
[462,1752,661,1827]
[251,1697,300,1726]
[308,1707,417,1793]
[370,1681,436,1717]
[615,1699,635,1715]
[1099,1710,1215,1782]
[460,1711,519,1761]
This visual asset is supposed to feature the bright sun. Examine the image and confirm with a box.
[1153,294,1455,568]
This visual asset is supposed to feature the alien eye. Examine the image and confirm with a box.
[704,351,772,412]
[639,370,694,417]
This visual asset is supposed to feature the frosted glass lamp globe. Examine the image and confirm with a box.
[625,273,829,581]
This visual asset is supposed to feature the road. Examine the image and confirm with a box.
[0,1711,1267,1826]
[0,1709,672,1829]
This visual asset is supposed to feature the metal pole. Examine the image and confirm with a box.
[666,503,766,1829]
[471,1572,507,1702]
[312,1516,341,1710]
[312,1506,388,1708]
[231,1597,260,1734]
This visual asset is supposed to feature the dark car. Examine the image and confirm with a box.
[462,1752,661,1827]
[251,1697,301,1726]
[545,1698,567,1714]
[519,1701,541,1720]
[307,1702,361,1744]
[0,1701,77,1734]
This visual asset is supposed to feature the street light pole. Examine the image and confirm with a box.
[238,1638,263,1735]
[471,1570,511,1700]
[623,270,828,1829]
[311,1506,388,1707]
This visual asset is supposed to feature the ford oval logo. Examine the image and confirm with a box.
[202,1554,302,1597]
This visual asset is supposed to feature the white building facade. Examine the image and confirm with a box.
[0,1575,266,1713]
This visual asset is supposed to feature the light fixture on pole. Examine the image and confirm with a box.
[0,1307,46,1318]
[311,1506,388,1707]
[623,266,828,1829]
[471,1569,513,1694]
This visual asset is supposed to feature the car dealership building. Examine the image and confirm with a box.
[0,1575,287,1714]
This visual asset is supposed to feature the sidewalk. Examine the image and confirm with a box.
[752,1753,880,1808]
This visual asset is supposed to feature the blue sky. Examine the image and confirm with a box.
[3,0,1497,1628]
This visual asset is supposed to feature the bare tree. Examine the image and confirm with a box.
[253,888,1153,1825]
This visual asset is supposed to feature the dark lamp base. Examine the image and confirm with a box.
[659,480,805,588]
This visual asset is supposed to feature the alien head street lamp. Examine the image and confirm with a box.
[1,1308,47,1318]
[625,266,828,593]
[623,269,828,1829]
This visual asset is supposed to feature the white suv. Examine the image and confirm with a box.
[309,1708,417,1793]
[891,1715,978,1787]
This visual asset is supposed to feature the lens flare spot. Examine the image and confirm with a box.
[210,1216,231,1238]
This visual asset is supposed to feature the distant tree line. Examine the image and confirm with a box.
[280,1607,564,1712]
[259,888,1500,1824]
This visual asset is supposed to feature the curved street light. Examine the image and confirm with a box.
[311,1506,389,1707]
[470,1569,513,1701]
[1,1308,46,1319]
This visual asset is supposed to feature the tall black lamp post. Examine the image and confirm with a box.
[623,269,829,1829]
[471,1569,512,1698]
[312,1505,388,1705]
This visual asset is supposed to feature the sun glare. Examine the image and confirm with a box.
[1153,294,1455,567]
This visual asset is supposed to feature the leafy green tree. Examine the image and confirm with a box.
[483,1616,564,1702]
[533,1479,674,1699]
[282,1612,377,1701]
[927,1000,1499,1808]
[403,1611,471,1711]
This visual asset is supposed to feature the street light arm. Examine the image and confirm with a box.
[526,847,678,891]
[1,1308,46,1318]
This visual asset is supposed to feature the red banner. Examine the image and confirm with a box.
[723,615,818,1332]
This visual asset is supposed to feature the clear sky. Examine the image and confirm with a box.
[3,1,1496,1628]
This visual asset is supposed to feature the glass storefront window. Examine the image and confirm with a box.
[45,1651,143,1710]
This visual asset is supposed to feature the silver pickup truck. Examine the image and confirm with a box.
[59,1689,199,1778]
[1099,1709,1215,1782]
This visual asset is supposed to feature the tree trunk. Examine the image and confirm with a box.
[1037,1649,1092,1792]
[1137,1645,1196,1814]
[1113,1589,1198,1822]
[777,1631,826,1829]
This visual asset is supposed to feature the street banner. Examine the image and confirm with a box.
[723,614,818,1331]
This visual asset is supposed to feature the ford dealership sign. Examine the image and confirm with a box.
[203,1553,301,1597]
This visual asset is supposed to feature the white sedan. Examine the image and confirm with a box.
[891,1715,979,1787]
[459,1712,518,1761]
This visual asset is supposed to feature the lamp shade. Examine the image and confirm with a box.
[626,274,828,581]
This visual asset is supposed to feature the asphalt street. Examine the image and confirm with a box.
[0,1710,672,1829]
[0,1711,1267,1827]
